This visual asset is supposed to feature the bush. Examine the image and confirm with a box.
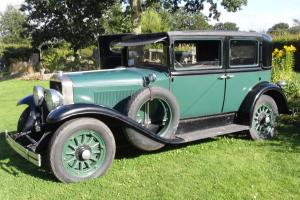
[272,45,300,99]
[0,44,32,67]
[272,33,300,71]
[42,45,72,72]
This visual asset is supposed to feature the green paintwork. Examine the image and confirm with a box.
[66,67,169,111]
[171,74,225,119]
[223,70,271,113]
[62,130,106,177]
[65,67,271,120]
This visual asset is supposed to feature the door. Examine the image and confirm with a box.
[223,38,271,113]
[171,38,226,119]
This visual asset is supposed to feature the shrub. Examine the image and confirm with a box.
[272,45,300,99]
[42,46,72,72]
[272,33,300,71]
[0,44,32,67]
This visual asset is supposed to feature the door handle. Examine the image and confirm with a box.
[218,75,227,80]
[227,74,235,79]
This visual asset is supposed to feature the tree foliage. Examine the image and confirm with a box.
[21,0,116,52]
[171,9,212,31]
[268,23,289,34]
[101,2,133,34]
[123,0,247,33]
[213,22,239,31]
[141,8,171,33]
[0,5,28,44]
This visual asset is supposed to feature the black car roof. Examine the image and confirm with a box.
[167,31,270,38]
[118,31,272,44]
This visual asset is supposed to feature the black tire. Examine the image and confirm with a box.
[249,95,279,140]
[48,118,116,183]
[17,107,35,132]
[124,87,180,151]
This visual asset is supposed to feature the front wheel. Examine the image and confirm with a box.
[48,118,116,183]
[249,95,279,140]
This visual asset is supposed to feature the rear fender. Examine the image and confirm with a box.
[238,82,290,122]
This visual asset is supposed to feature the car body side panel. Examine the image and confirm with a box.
[171,74,225,119]
[67,67,170,112]
[223,70,271,113]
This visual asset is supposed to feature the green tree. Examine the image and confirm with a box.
[0,5,28,44]
[125,0,247,33]
[171,9,212,31]
[21,0,115,52]
[267,23,289,34]
[289,19,300,34]
[141,8,171,33]
[101,2,133,34]
[213,22,239,31]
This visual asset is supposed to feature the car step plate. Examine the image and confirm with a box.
[176,124,249,142]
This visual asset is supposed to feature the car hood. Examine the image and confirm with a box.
[65,67,168,88]
[59,67,169,107]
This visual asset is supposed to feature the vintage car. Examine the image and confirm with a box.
[6,31,290,183]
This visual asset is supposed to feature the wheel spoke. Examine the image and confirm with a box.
[81,134,86,144]
[62,129,108,177]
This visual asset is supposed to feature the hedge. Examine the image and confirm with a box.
[272,34,300,71]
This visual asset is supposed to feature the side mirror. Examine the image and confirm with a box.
[143,73,157,86]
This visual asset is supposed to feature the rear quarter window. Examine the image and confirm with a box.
[230,40,259,67]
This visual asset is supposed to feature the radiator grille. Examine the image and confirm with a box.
[94,90,136,108]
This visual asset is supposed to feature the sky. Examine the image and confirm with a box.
[1,0,300,32]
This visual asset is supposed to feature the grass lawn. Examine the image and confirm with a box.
[0,79,299,200]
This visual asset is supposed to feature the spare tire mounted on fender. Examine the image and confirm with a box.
[124,87,180,151]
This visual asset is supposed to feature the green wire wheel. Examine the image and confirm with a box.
[49,118,116,183]
[249,95,279,140]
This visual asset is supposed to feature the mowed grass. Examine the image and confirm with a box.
[0,79,300,200]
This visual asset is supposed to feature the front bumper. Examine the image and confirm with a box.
[5,131,41,167]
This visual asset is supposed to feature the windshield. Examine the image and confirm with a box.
[127,42,168,68]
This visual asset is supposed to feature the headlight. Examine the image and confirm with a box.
[45,89,63,111]
[33,86,45,106]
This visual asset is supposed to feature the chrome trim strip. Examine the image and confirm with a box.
[5,130,41,167]
[50,72,74,104]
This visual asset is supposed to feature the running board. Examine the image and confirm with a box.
[176,124,249,142]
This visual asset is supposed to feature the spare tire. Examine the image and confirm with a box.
[124,87,180,151]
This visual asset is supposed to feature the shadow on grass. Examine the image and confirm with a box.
[272,125,300,152]
[1,125,298,182]
[115,137,218,160]
[0,132,57,182]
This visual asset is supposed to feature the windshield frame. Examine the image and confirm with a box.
[125,41,171,71]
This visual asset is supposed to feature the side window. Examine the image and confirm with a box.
[230,40,259,67]
[174,40,222,70]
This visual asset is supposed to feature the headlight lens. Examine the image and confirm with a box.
[33,86,45,106]
[45,89,63,111]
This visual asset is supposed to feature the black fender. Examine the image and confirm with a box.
[17,95,36,110]
[238,82,290,122]
[46,103,184,145]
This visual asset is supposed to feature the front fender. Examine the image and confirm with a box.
[46,103,184,145]
[17,95,36,110]
[238,82,290,121]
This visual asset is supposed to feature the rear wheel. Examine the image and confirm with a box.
[48,118,116,183]
[249,95,279,140]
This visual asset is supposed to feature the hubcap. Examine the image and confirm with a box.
[81,149,92,160]
[62,130,106,177]
[252,104,277,138]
